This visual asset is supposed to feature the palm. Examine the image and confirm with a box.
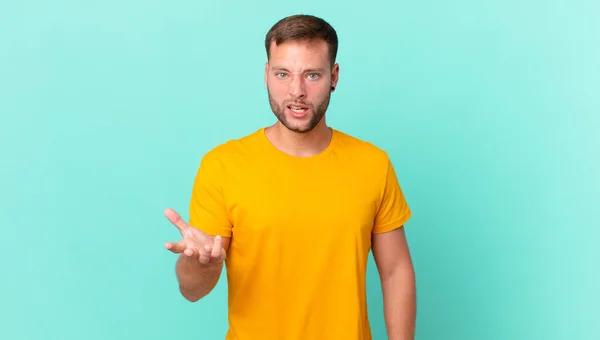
[163,208,226,265]
[180,222,208,247]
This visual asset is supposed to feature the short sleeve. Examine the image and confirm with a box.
[188,151,232,237]
[373,156,412,234]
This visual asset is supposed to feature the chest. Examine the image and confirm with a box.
[224,161,381,241]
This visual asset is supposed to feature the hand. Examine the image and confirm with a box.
[163,208,226,266]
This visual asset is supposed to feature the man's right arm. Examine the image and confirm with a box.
[169,149,232,301]
[175,236,231,302]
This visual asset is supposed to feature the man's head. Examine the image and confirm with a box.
[264,14,339,133]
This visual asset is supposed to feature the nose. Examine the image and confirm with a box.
[288,76,306,98]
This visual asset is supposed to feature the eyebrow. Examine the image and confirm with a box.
[271,67,326,73]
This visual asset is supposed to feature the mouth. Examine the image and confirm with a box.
[286,103,309,117]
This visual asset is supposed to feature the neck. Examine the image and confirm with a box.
[265,120,332,158]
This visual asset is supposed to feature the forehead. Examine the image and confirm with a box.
[268,39,330,68]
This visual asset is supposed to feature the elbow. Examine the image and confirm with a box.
[179,286,207,302]
[182,293,201,302]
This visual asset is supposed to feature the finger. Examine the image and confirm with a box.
[211,236,223,258]
[183,247,197,257]
[164,208,189,235]
[164,241,187,254]
[199,244,212,264]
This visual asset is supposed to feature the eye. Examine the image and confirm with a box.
[307,73,320,80]
[276,72,287,78]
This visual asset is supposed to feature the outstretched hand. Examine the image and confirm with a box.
[163,208,226,265]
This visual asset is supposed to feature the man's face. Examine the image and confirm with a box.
[265,39,338,133]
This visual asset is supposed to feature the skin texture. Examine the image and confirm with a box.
[263,39,339,157]
[266,39,336,134]
[164,37,416,339]
[373,227,417,340]
[163,208,230,302]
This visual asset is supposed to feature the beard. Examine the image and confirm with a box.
[267,88,331,133]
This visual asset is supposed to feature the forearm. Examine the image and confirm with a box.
[381,266,416,340]
[175,254,223,302]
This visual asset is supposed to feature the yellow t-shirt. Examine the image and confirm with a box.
[188,127,411,340]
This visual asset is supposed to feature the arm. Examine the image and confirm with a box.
[171,149,233,301]
[175,236,231,302]
[164,208,231,302]
[372,226,416,340]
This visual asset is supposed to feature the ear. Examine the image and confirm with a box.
[264,62,269,88]
[331,63,339,91]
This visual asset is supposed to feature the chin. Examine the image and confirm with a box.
[289,125,314,133]
[273,108,323,134]
[284,120,320,134]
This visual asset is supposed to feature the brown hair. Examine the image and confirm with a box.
[265,14,338,67]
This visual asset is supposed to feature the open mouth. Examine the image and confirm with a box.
[287,104,308,112]
[287,103,309,117]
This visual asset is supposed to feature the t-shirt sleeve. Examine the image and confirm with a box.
[373,156,412,234]
[188,151,232,237]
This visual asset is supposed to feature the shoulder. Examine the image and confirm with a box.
[333,128,391,165]
[332,129,399,194]
[199,127,264,165]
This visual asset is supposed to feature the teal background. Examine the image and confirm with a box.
[1,0,598,339]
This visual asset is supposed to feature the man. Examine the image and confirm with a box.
[164,14,416,340]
